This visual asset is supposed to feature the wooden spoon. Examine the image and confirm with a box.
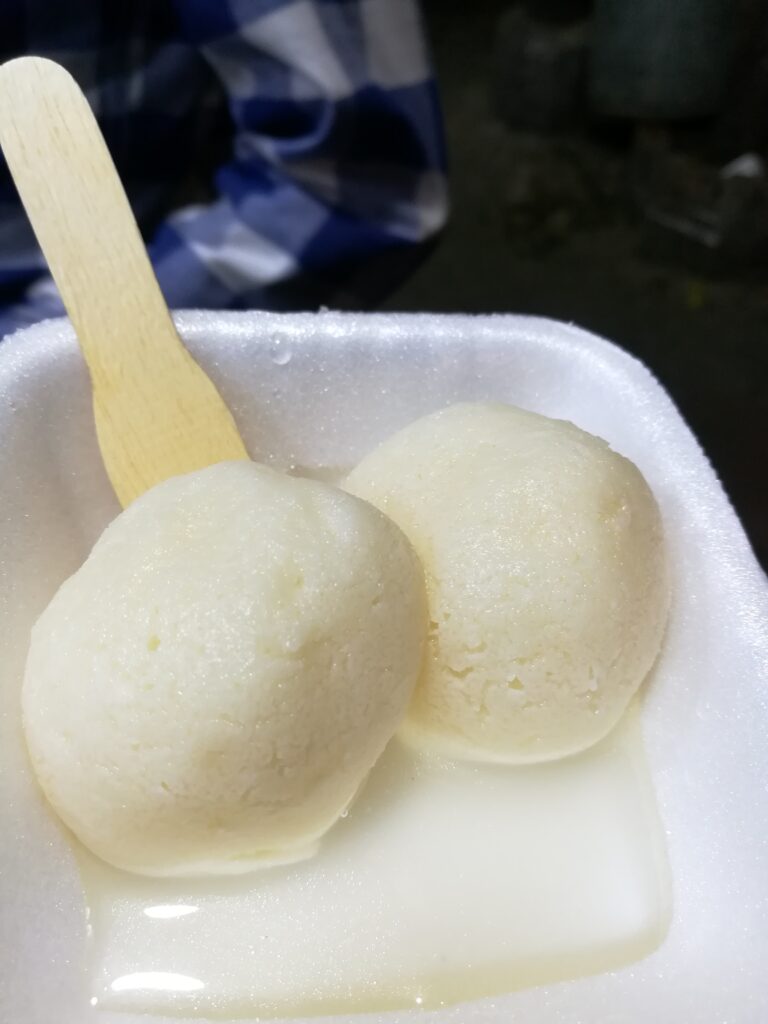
[0,56,249,507]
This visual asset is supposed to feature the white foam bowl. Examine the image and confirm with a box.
[1,311,766,1024]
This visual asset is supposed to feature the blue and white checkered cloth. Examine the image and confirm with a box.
[0,0,447,338]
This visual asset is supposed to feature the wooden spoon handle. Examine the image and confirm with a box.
[0,57,248,507]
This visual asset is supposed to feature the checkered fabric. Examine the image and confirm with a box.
[0,0,447,337]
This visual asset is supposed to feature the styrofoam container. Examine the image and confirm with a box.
[1,311,766,1024]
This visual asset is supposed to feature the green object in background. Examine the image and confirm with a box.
[589,0,738,119]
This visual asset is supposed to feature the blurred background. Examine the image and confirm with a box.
[385,0,768,569]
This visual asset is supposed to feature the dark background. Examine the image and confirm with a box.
[385,0,768,569]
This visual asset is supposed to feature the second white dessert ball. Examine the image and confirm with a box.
[22,461,427,877]
[345,402,669,764]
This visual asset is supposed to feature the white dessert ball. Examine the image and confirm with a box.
[22,461,426,877]
[345,402,669,764]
